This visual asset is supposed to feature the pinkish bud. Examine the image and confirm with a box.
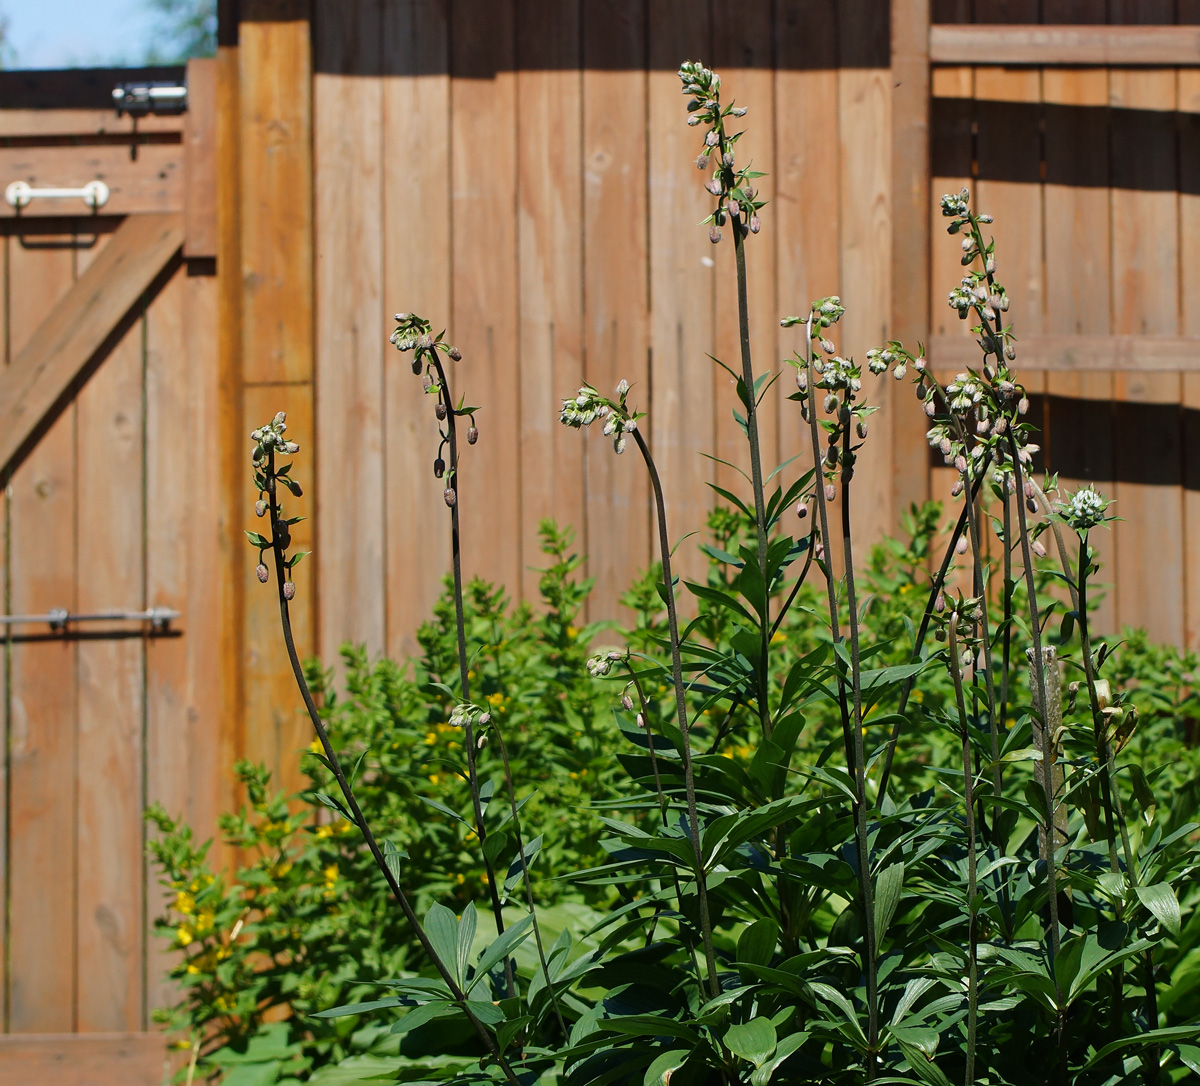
[1032,539,1047,558]
[825,483,837,502]
[283,581,296,600]
[255,500,267,517]
[1018,397,1030,415]
[956,536,968,555]
[750,215,761,234]
[636,713,646,728]
[950,479,964,497]
[444,488,456,507]
[448,346,462,361]
[710,226,722,244]
[622,694,634,711]
[796,502,808,519]
[467,426,479,445]
[435,402,447,421]
[935,592,946,612]
[256,563,269,583]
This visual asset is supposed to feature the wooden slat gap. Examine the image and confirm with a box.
[930,24,1200,66]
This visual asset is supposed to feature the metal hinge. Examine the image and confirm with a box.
[112,80,188,117]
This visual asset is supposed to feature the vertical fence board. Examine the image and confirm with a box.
[73,300,146,1033]
[647,1,714,588]
[928,64,973,591]
[775,2,841,528]
[315,0,387,663]
[1110,66,1184,646]
[711,2,779,497]
[382,0,453,658]
[450,0,521,593]
[516,0,584,602]
[1179,64,1200,651]
[6,237,77,1032]
[242,383,315,796]
[837,0,894,554]
[1041,51,1117,634]
[581,0,651,620]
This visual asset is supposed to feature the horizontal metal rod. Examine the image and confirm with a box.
[0,606,180,629]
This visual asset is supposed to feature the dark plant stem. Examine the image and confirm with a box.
[839,421,879,1074]
[949,617,979,1085]
[878,468,987,798]
[1000,484,1014,748]
[429,353,514,998]
[490,722,569,1039]
[632,427,721,999]
[731,218,772,742]
[264,453,518,1084]
[1007,438,1063,974]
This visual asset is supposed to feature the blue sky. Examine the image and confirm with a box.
[3,1,158,69]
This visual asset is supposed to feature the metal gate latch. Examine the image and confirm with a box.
[5,180,111,211]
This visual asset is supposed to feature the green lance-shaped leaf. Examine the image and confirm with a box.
[468,913,534,994]
[725,1017,777,1068]
[643,1049,690,1086]
[1137,882,1182,937]
[874,862,905,943]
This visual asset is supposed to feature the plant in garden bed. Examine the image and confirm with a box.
[148,59,1200,1086]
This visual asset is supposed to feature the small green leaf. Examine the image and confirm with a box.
[1136,883,1181,937]
[874,862,905,942]
[312,997,401,1019]
[725,1018,777,1067]
[644,1049,689,1086]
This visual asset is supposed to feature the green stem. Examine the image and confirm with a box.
[731,216,772,742]
[264,453,518,1084]
[839,418,879,1074]
[632,427,721,999]
[949,617,979,1085]
[429,353,513,998]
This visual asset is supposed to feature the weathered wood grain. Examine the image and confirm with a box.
[6,234,78,1032]
[314,0,387,663]
[930,24,1200,66]
[184,58,218,259]
[581,0,652,622]
[0,1031,166,1086]
[382,0,454,657]
[0,213,182,479]
[517,0,585,604]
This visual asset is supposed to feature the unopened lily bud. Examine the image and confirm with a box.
[636,713,646,728]
[1031,539,1047,558]
[283,441,300,454]
[727,200,740,217]
[411,357,422,375]
[710,225,722,244]
[894,363,907,380]
[796,369,807,391]
[825,446,838,468]
[1027,497,1038,514]
[477,734,488,749]
[622,694,634,711]
[256,563,269,583]
[422,373,432,391]
[950,479,964,498]
[444,488,456,507]
[750,215,761,234]
[940,437,953,457]
[856,420,868,439]
[825,483,837,502]
[255,500,267,517]
[395,312,409,321]
[815,542,825,561]
[935,592,945,612]
[705,130,719,147]
[796,502,808,519]
[467,426,479,445]
[955,536,968,555]
[1018,397,1029,415]
[924,399,937,417]
[823,393,837,414]
[448,346,462,361]
[434,458,445,478]
[994,416,1007,434]
[273,411,287,427]
[820,338,835,354]
[955,454,968,474]
[1005,345,1016,361]
[435,402,447,421]
[283,581,296,600]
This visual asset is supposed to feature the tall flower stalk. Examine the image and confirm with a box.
[679,60,773,740]
[246,416,519,1084]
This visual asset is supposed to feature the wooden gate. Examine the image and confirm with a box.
[0,61,223,1083]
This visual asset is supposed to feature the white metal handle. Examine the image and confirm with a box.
[5,179,110,210]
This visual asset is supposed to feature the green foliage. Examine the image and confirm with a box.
[142,0,216,64]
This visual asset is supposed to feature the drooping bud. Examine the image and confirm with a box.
[796,502,808,519]
[444,488,456,507]
[824,483,836,502]
[636,713,646,728]
[956,536,968,555]
[467,426,479,445]
[935,592,946,612]
[283,581,296,600]
[856,420,868,439]
[256,563,269,583]
[1032,539,1047,558]
[435,402,448,421]
[709,226,722,244]
[255,500,267,517]
[448,346,462,361]
[750,215,761,234]
[621,694,634,711]
[434,458,445,478]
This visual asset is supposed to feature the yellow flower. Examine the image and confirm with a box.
[194,908,216,934]
[567,626,578,638]
[323,864,339,889]
[455,873,465,884]
[428,774,440,786]
[910,690,924,704]
[174,891,195,915]
[176,925,195,947]
[424,731,438,745]
[309,737,322,754]
[770,630,786,645]
[487,692,504,707]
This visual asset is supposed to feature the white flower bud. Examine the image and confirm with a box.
[1018,397,1029,415]
[622,694,634,711]
[956,536,968,555]
[1032,539,1047,558]
[935,592,945,612]
[824,483,836,502]
[796,502,808,519]
[444,488,456,507]
[256,563,269,583]
[283,581,296,600]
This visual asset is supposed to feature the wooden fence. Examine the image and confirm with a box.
[3,1,1200,1080]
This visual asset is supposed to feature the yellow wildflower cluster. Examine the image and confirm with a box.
[185,944,231,975]
[313,820,352,839]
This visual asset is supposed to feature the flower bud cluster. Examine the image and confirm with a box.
[585,651,623,678]
[248,411,308,599]
[560,381,640,455]
[250,411,300,465]
[1058,484,1112,533]
[448,702,491,730]
[678,60,765,241]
